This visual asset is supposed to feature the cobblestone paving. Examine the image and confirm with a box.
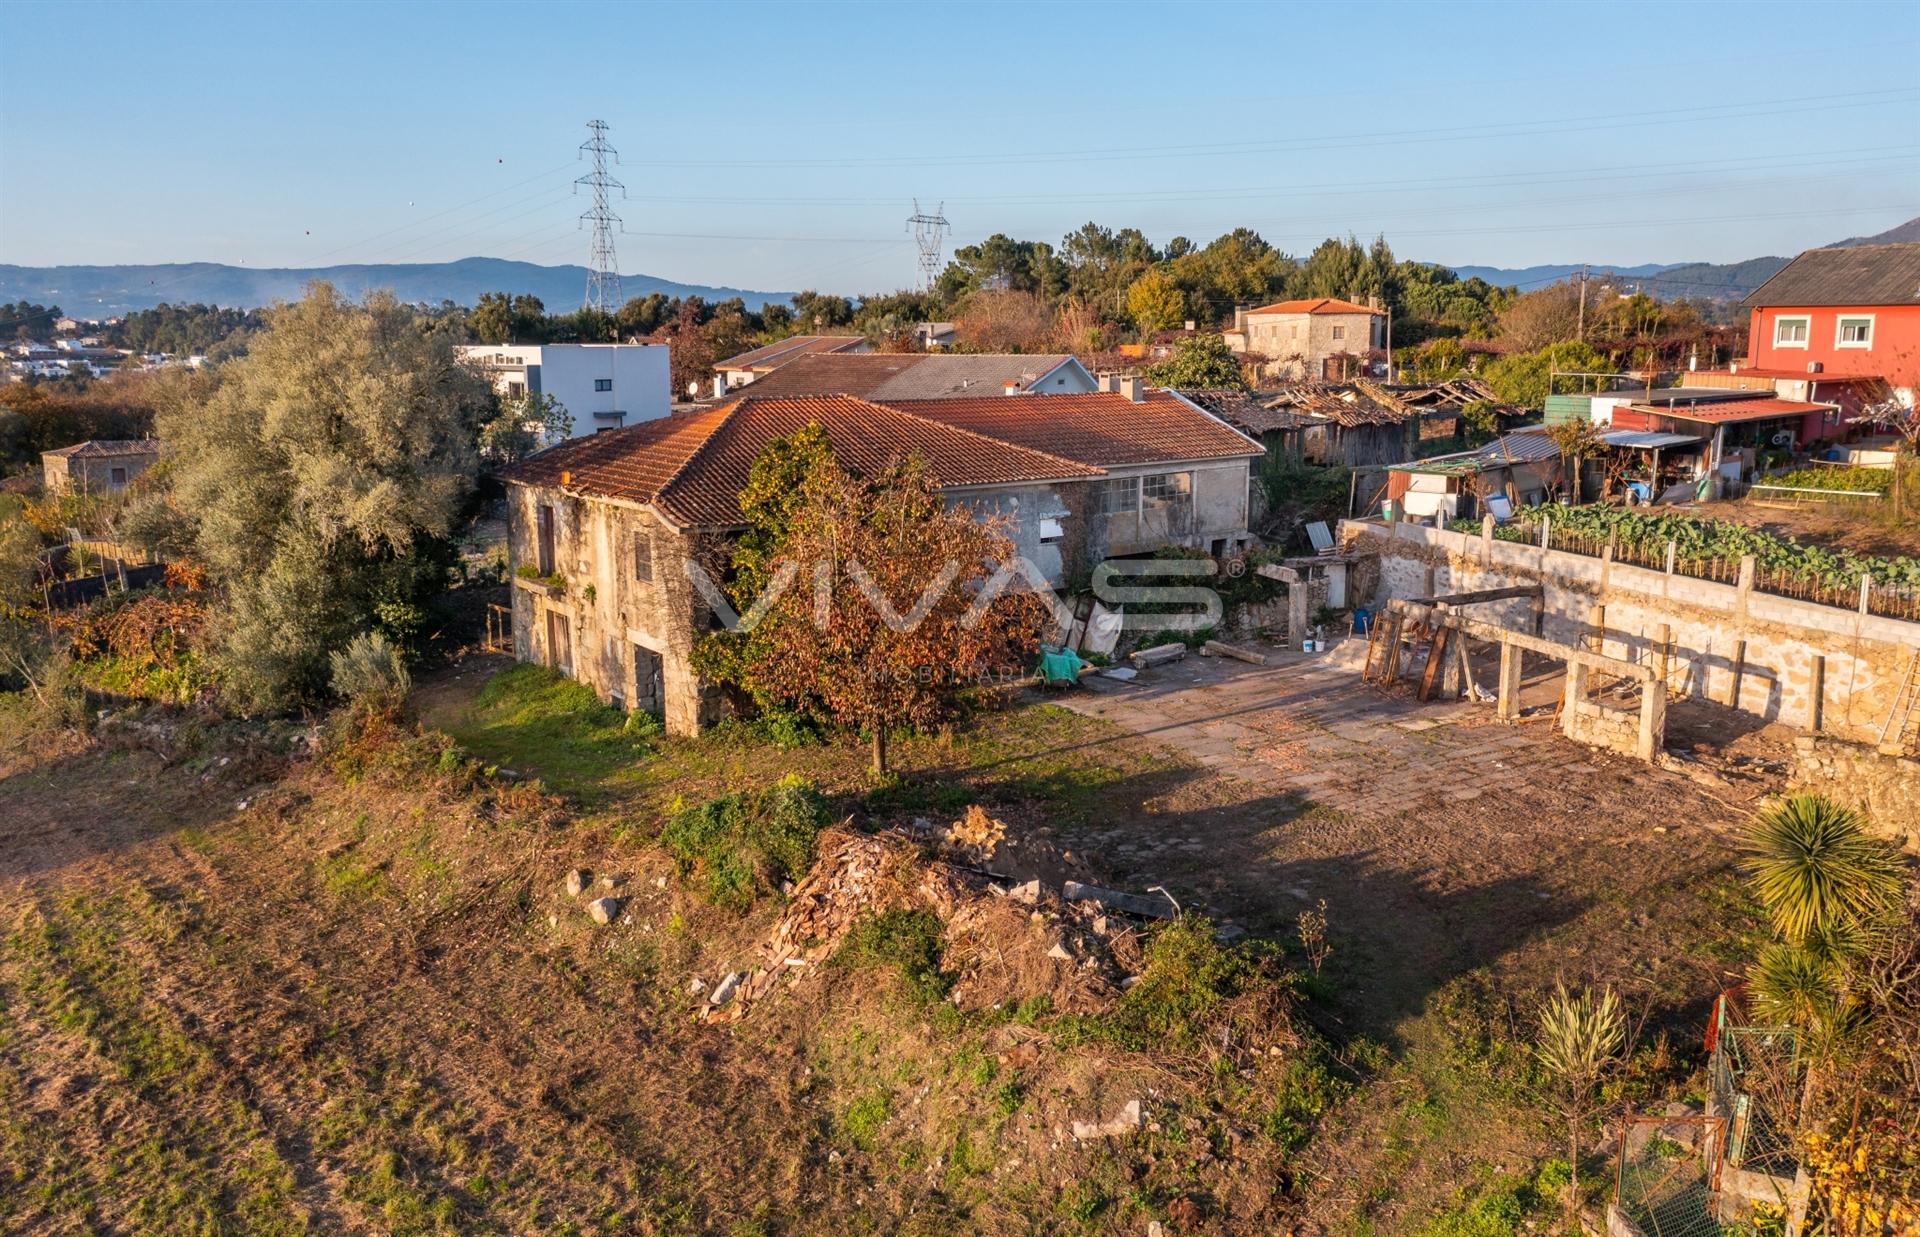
[1060,641,1600,820]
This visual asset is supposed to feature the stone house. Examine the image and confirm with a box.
[499,389,1262,733]
[41,439,161,494]
[1224,298,1386,381]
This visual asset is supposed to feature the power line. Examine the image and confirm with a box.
[577,120,625,314]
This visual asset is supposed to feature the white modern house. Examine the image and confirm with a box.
[457,343,670,437]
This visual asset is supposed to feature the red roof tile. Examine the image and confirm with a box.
[500,396,1102,529]
[889,390,1263,466]
[1247,297,1383,316]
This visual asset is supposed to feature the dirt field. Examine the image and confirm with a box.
[0,649,1775,1234]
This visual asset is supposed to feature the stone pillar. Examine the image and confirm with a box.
[1562,661,1590,740]
[1288,582,1309,652]
[1809,654,1825,734]
[1497,641,1523,721]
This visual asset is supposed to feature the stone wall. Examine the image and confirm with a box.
[1564,695,1644,757]
[1343,518,1920,747]
[506,482,727,737]
[1790,735,1920,851]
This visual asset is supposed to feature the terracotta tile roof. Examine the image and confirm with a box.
[1176,389,1312,435]
[713,334,867,372]
[1742,242,1920,309]
[726,352,920,398]
[499,396,1102,529]
[42,439,162,458]
[1246,297,1383,316]
[735,352,1090,401]
[888,390,1263,466]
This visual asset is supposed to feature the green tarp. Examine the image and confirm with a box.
[1035,644,1085,685]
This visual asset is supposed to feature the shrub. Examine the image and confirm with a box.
[659,775,829,910]
[834,909,950,1002]
[329,632,411,714]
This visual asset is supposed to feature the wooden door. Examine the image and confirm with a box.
[547,610,572,674]
[633,644,664,718]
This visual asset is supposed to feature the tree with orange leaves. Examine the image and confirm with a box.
[748,454,1056,774]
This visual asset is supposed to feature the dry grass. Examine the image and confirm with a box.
[0,657,1765,1233]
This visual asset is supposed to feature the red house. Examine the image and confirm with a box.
[1740,241,1920,406]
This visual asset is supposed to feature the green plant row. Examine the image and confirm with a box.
[1448,504,1920,589]
[1757,465,1893,496]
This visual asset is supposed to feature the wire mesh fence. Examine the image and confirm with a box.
[1709,1024,1801,1177]
[1615,1114,1727,1237]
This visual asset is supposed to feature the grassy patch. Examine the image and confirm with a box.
[659,775,829,911]
[833,909,951,1004]
[839,1088,890,1151]
[442,663,655,802]
[1413,1158,1571,1237]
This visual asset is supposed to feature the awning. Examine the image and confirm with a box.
[1602,431,1700,449]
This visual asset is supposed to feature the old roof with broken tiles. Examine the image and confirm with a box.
[887,390,1263,466]
[728,351,1086,401]
[499,395,1103,529]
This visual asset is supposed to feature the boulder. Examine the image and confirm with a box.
[1072,1099,1143,1140]
[564,868,592,897]
[585,896,622,925]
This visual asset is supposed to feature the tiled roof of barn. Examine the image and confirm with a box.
[499,396,1103,529]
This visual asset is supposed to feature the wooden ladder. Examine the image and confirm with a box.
[1878,650,1920,756]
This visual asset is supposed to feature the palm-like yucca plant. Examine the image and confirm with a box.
[1536,982,1627,1213]
[1742,795,1904,947]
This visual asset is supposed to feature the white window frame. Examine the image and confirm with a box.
[1773,314,1810,349]
[1095,477,1139,516]
[1834,314,1874,349]
[1141,471,1192,505]
[1331,325,1346,342]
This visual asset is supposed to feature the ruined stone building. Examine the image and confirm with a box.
[499,388,1261,733]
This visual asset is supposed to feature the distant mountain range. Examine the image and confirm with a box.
[6,217,1917,318]
[1448,216,1920,302]
[0,257,793,317]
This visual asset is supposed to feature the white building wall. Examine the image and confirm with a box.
[458,343,670,438]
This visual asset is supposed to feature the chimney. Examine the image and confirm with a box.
[560,469,572,488]
[1368,295,1380,310]
[1119,375,1145,403]
[1688,347,1698,373]
[713,374,728,399]
[1183,319,1196,332]
[1099,372,1120,393]
[1003,380,1021,396]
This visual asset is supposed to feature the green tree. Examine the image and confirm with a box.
[1482,341,1607,409]
[158,283,493,709]
[1125,269,1186,336]
[478,391,572,464]
[1145,334,1247,391]
[1534,983,1627,1213]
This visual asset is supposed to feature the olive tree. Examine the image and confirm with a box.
[159,283,493,710]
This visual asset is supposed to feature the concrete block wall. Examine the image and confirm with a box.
[1343,519,1920,746]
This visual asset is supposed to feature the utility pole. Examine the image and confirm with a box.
[1576,263,1589,342]
[906,200,950,293]
[577,120,625,315]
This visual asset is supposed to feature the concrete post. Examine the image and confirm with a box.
[1636,669,1666,761]
[1497,641,1523,720]
[1288,581,1309,652]
[1859,573,1872,615]
[1481,512,1494,564]
[1809,653,1825,733]
[1538,516,1551,550]
[1562,661,1590,739]
[1665,540,1677,575]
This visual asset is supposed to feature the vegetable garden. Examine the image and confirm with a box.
[1450,504,1920,621]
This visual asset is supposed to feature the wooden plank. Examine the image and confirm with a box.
[1203,640,1267,665]
[1410,586,1543,607]
[1418,626,1452,702]
[1385,599,1652,680]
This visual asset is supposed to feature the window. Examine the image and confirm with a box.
[633,533,653,582]
[1836,316,1874,348]
[1141,472,1191,504]
[1331,325,1346,342]
[1038,517,1065,545]
[1094,477,1138,515]
[594,378,613,392]
[1774,316,1810,347]
[536,504,555,575]
[506,380,525,398]
[109,467,127,486]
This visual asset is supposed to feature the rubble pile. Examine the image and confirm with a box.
[702,811,1158,1023]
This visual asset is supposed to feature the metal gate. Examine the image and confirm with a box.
[1615,1114,1727,1237]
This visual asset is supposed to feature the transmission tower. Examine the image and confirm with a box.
[576,119,626,314]
[906,199,949,292]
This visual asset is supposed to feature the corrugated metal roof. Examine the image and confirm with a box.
[1602,430,1700,449]
[1742,242,1920,309]
[1399,429,1561,474]
[1631,397,1834,424]
[713,335,866,372]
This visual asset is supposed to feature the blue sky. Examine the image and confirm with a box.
[3,0,1917,293]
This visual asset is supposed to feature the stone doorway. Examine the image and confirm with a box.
[633,643,664,719]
